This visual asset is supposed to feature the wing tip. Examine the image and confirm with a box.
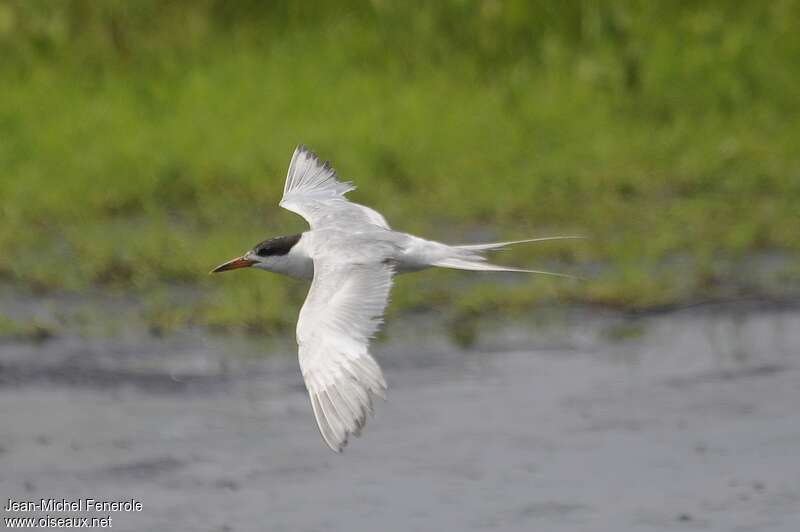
[292,144,331,173]
[285,144,355,199]
[307,380,387,453]
[293,143,311,159]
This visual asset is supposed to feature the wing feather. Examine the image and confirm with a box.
[280,145,390,230]
[283,144,355,200]
[296,261,394,452]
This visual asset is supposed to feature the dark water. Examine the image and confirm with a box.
[1,304,799,531]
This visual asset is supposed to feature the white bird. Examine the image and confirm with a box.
[212,145,580,452]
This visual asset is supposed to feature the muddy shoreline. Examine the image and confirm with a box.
[1,302,799,531]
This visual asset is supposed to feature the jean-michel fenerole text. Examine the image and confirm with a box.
[5,498,143,513]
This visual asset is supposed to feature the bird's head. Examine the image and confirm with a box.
[211,234,303,275]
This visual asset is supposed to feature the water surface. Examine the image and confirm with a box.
[1,304,798,531]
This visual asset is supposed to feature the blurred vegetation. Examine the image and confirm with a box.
[0,0,798,335]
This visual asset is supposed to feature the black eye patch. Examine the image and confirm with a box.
[253,234,301,257]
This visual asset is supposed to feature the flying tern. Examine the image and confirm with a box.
[212,145,580,452]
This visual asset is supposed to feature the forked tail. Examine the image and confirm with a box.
[431,236,583,279]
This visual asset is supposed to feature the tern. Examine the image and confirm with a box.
[212,145,580,452]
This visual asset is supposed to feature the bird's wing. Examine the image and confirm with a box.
[296,259,394,452]
[279,145,390,230]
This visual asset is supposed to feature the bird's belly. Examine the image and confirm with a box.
[393,257,431,274]
[304,229,439,275]
[390,236,445,274]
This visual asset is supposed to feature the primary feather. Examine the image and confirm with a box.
[280,145,390,230]
[296,261,393,452]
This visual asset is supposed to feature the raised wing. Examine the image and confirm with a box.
[279,145,390,230]
[296,260,394,452]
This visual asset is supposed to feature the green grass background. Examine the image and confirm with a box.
[1,1,798,335]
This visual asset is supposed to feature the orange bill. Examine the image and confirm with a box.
[211,256,256,273]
